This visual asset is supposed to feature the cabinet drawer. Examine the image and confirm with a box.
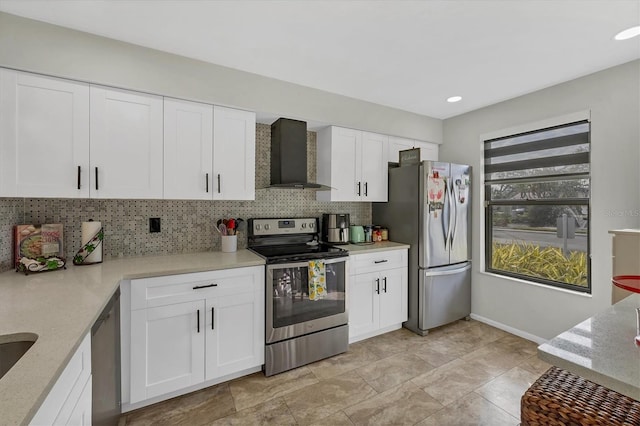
[350,249,407,275]
[130,266,263,310]
[30,333,91,426]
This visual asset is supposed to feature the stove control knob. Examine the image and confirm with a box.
[255,224,261,231]
[301,223,307,229]
[264,224,270,230]
[309,222,315,229]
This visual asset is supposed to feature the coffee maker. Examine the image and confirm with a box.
[322,214,350,244]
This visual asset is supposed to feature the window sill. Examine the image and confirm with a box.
[479,270,592,298]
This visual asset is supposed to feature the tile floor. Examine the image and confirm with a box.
[119,320,550,425]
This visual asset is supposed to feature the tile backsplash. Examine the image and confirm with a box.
[0,124,371,272]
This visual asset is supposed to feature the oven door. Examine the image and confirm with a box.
[266,257,348,344]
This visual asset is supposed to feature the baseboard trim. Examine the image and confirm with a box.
[470,313,547,345]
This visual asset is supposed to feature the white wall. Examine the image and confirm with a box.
[442,60,640,340]
[0,11,442,143]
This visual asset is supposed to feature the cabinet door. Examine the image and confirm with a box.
[387,136,415,163]
[378,268,408,329]
[205,290,264,380]
[130,300,205,403]
[361,131,388,202]
[66,376,92,426]
[0,69,90,197]
[29,334,91,426]
[212,106,255,200]
[90,86,163,199]
[329,127,361,201]
[348,272,379,342]
[164,98,213,200]
[414,141,439,161]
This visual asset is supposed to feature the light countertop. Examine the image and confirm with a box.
[538,294,640,400]
[0,242,410,424]
[339,241,410,254]
[608,229,640,236]
[0,250,265,426]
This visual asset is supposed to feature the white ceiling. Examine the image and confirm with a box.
[0,0,639,120]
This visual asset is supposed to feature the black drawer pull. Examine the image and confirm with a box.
[197,309,200,333]
[374,260,388,264]
[193,283,218,290]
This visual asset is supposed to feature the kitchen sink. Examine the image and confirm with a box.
[0,334,37,380]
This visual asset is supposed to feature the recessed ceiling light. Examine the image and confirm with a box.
[614,25,640,40]
[447,96,462,103]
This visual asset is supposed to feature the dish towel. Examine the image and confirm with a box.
[308,260,326,301]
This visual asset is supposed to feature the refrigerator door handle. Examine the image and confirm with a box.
[423,263,472,277]
[444,178,453,248]
[450,180,458,246]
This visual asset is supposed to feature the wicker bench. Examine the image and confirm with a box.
[521,366,640,425]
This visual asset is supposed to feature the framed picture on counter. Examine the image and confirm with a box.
[14,224,66,274]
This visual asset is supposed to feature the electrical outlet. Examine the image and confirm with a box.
[149,218,161,233]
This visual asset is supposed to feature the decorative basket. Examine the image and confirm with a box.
[521,366,640,425]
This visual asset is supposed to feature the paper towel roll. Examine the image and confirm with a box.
[81,221,103,264]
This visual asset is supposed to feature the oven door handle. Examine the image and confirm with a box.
[265,256,349,271]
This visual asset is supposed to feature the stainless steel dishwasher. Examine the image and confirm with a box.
[92,288,121,425]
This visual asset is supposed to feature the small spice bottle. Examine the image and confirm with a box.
[381,227,388,241]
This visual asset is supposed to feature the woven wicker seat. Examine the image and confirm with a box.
[521,366,640,425]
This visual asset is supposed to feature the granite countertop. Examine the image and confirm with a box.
[0,250,265,426]
[341,241,410,254]
[608,229,640,236]
[538,294,640,400]
[0,242,410,424]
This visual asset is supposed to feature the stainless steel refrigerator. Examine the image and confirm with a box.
[373,160,471,335]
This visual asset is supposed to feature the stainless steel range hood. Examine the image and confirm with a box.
[269,118,330,190]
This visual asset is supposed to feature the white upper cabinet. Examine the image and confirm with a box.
[90,85,163,199]
[317,126,388,202]
[361,131,388,201]
[164,102,255,201]
[388,136,439,163]
[0,69,90,197]
[212,106,256,200]
[164,98,214,200]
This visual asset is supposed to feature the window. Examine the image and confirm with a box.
[484,121,590,292]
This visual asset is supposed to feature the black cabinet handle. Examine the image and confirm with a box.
[375,278,380,294]
[364,182,368,196]
[357,181,361,196]
[217,174,221,193]
[193,283,218,290]
[374,260,388,264]
[206,173,209,193]
[197,309,200,333]
[77,166,81,190]
[383,277,387,293]
[211,307,215,330]
[95,167,99,190]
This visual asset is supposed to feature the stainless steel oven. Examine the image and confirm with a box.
[248,217,349,376]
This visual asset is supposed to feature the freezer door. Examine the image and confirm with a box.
[418,263,471,331]
[449,163,472,264]
[420,161,451,268]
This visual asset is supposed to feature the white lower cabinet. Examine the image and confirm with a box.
[123,266,264,407]
[30,333,92,426]
[348,249,408,343]
[130,300,206,402]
